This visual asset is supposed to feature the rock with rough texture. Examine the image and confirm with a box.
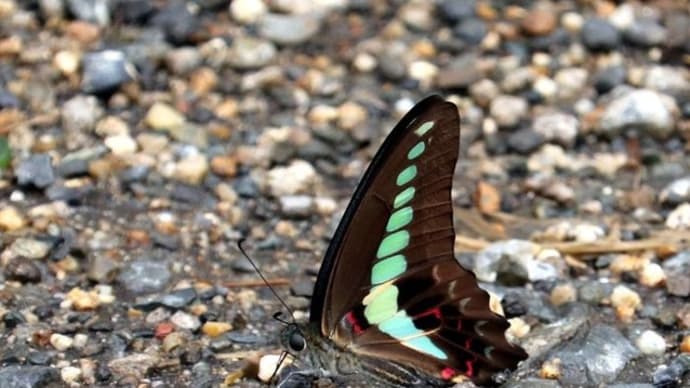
[0,366,60,388]
[108,353,159,379]
[490,95,528,127]
[532,112,579,146]
[660,177,690,205]
[553,325,639,385]
[474,240,560,285]
[666,203,690,230]
[265,160,318,197]
[16,154,55,188]
[81,50,133,94]
[118,260,171,294]
[598,89,677,139]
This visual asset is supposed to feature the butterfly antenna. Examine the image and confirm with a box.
[237,238,295,322]
[270,350,289,382]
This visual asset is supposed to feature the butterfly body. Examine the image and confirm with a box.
[279,323,448,387]
[278,95,527,387]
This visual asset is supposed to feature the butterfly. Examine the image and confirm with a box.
[275,95,528,387]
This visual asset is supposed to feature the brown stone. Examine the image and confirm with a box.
[521,9,557,36]
[66,21,101,45]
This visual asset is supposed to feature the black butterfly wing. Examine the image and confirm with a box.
[310,95,526,385]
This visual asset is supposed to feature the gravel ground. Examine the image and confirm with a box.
[0,0,689,387]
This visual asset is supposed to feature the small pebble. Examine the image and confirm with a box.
[0,206,27,231]
[50,333,74,351]
[145,102,185,130]
[665,203,690,230]
[638,263,666,288]
[610,285,641,322]
[266,160,318,197]
[66,287,101,310]
[258,354,283,382]
[680,336,690,354]
[539,358,561,379]
[490,95,528,127]
[60,366,81,384]
[173,154,209,185]
[104,134,137,155]
[230,0,267,24]
[170,311,201,331]
[636,330,666,355]
[581,18,620,50]
[337,101,368,131]
[9,238,52,259]
[521,9,557,36]
[201,321,233,338]
[550,283,577,306]
[259,13,321,46]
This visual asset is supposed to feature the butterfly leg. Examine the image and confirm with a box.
[276,367,321,388]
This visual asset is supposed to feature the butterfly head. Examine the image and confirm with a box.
[280,323,308,354]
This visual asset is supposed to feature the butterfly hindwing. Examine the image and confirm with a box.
[310,95,527,385]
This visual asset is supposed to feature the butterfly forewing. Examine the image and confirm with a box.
[310,95,527,385]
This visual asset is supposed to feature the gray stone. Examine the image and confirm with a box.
[660,177,690,205]
[599,89,677,139]
[16,154,55,189]
[0,366,60,388]
[118,260,171,294]
[258,13,321,46]
[474,240,559,285]
[624,19,667,47]
[66,0,110,26]
[279,195,314,217]
[554,325,639,385]
[532,112,579,146]
[582,18,620,50]
[227,37,276,69]
[82,50,134,94]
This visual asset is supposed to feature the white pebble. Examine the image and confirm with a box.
[105,134,137,155]
[639,263,666,288]
[73,333,89,349]
[353,52,377,72]
[408,60,438,87]
[258,354,286,382]
[666,203,690,230]
[50,333,74,351]
[61,366,82,384]
[636,330,666,355]
[170,311,201,331]
[230,0,267,24]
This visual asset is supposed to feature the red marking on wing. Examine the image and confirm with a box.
[440,367,456,380]
[416,307,442,319]
[345,311,364,335]
[465,360,475,377]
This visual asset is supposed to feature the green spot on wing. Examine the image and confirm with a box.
[396,165,417,186]
[379,312,420,338]
[363,286,399,324]
[403,336,448,360]
[415,121,434,136]
[385,206,413,232]
[393,187,415,209]
[371,255,407,284]
[376,230,409,259]
[407,141,425,160]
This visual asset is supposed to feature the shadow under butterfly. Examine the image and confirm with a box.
[273,95,528,387]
